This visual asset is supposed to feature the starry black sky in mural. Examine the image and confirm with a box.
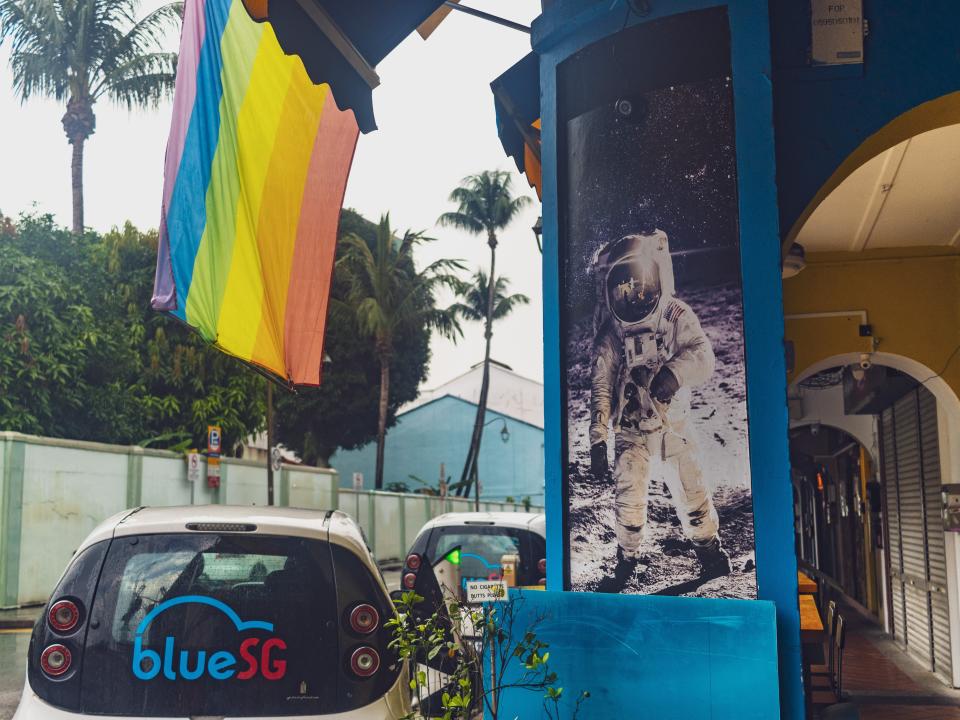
[564,78,741,318]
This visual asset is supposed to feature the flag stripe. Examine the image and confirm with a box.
[152,0,207,310]
[284,98,360,383]
[185,3,266,336]
[248,72,329,370]
[152,0,359,385]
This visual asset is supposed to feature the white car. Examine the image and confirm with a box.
[400,512,546,601]
[15,506,410,720]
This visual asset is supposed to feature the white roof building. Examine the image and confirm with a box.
[402,360,544,428]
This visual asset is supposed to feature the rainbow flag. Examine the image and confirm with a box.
[152,0,359,385]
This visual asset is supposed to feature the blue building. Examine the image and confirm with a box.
[330,362,545,502]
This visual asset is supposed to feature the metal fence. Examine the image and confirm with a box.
[0,431,539,607]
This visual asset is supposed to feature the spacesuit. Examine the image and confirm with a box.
[589,231,730,578]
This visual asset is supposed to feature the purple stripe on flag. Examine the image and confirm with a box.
[152,0,208,310]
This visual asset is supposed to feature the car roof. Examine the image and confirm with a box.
[418,511,545,537]
[77,505,369,558]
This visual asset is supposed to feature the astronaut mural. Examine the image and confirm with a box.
[559,9,757,598]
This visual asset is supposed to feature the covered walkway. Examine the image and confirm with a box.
[812,602,960,719]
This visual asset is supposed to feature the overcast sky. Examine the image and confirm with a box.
[0,0,543,389]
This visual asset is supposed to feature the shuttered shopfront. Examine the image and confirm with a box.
[881,386,952,684]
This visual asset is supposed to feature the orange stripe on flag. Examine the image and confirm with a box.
[283,92,360,385]
[249,71,328,372]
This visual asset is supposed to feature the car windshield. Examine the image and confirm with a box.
[426,525,545,600]
[81,533,339,716]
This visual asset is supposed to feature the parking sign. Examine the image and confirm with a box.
[207,425,222,455]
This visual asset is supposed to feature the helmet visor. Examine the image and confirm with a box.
[607,257,661,323]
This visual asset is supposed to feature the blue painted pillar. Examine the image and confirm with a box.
[534,1,802,717]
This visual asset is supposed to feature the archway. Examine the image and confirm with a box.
[788,352,960,688]
[784,92,960,250]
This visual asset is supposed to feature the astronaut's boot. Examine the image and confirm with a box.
[614,546,643,584]
[693,538,731,580]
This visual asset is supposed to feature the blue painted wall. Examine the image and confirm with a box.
[771,0,960,238]
[329,396,545,502]
[533,1,801,717]
[494,591,780,719]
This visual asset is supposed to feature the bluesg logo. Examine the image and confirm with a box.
[457,552,505,591]
[132,596,287,681]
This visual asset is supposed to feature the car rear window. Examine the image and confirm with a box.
[426,526,546,598]
[81,533,339,716]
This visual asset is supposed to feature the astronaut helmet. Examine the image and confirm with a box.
[593,230,675,329]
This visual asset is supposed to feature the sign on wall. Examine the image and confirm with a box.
[811,0,864,66]
[558,8,757,599]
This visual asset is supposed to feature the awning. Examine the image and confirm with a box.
[242,0,447,133]
[491,52,541,197]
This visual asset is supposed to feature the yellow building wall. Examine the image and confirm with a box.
[783,247,960,396]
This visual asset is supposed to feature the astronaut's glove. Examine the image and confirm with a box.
[650,366,680,404]
[590,443,609,478]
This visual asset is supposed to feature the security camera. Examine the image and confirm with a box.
[615,98,633,117]
[859,353,872,371]
[810,422,820,437]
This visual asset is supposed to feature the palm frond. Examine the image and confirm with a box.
[95,2,180,82]
[447,301,484,323]
[2,0,178,108]
[437,210,484,235]
[0,0,69,100]
[453,269,529,323]
[439,169,534,243]
[101,62,176,108]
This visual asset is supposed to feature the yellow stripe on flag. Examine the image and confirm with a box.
[215,25,296,361]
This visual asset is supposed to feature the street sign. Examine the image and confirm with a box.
[207,456,221,489]
[352,472,364,491]
[186,452,202,484]
[465,580,509,604]
[206,425,222,455]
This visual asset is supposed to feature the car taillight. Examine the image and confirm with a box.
[349,604,380,634]
[40,644,72,677]
[405,553,422,571]
[48,599,80,633]
[349,646,380,678]
[537,558,547,575]
[402,572,417,589]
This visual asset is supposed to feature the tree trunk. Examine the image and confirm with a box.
[375,354,390,490]
[71,137,85,234]
[62,97,95,235]
[266,382,275,505]
[460,232,498,502]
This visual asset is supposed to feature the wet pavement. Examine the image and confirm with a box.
[0,631,29,720]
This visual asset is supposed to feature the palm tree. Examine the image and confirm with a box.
[448,269,529,501]
[450,270,530,326]
[0,0,180,233]
[338,214,463,490]
[438,170,532,502]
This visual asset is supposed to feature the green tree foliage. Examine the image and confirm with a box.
[0,0,180,232]
[337,214,463,489]
[273,211,434,468]
[438,170,532,499]
[450,269,529,324]
[0,213,264,451]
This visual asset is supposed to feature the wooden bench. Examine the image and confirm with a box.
[798,570,817,595]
